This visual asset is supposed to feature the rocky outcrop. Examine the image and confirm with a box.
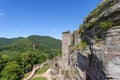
[67,0,120,80]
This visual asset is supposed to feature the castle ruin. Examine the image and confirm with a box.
[61,30,81,70]
[62,31,71,70]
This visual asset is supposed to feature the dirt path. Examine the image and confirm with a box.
[24,61,49,80]
[33,68,55,80]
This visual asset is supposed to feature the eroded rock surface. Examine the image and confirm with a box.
[67,0,120,80]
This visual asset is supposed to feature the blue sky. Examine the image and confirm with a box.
[0,0,101,39]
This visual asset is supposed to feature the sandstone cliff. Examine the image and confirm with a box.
[68,0,120,80]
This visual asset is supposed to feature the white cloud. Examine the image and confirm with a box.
[0,13,4,16]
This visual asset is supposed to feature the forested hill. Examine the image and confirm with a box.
[0,37,21,46]
[0,35,61,80]
[0,35,61,51]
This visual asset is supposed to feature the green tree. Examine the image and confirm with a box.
[1,61,22,80]
[21,52,32,73]
[21,51,37,73]
[0,55,11,72]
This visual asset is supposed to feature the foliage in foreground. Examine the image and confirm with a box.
[32,77,47,80]
[0,35,61,80]
[1,61,22,80]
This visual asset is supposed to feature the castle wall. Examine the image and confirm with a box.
[73,30,81,46]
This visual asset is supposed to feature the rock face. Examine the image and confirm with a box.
[61,0,120,80]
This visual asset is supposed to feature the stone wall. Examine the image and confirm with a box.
[73,30,81,46]
[62,31,71,70]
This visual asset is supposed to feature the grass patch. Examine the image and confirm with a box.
[52,78,56,80]
[36,64,50,75]
[32,77,47,80]
[79,24,84,33]
[100,20,113,30]
[76,41,87,50]
[22,71,31,80]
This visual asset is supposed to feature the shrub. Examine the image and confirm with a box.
[85,18,97,30]
[79,24,84,33]
[100,20,113,30]
[89,7,99,18]
[86,23,92,29]
[76,41,87,50]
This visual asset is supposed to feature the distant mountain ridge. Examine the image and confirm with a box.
[0,37,21,46]
[0,35,61,52]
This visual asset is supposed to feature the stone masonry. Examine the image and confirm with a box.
[62,31,71,70]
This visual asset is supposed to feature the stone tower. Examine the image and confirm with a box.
[62,31,71,70]
[102,0,106,2]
